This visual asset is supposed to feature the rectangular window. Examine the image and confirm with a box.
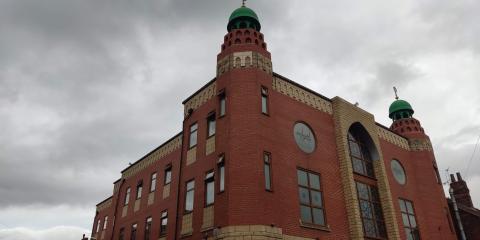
[160,210,168,236]
[399,199,420,240]
[356,182,387,238]
[185,180,195,212]
[144,217,152,240]
[103,216,108,230]
[150,172,157,192]
[219,91,226,117]
[207,113,216,137]
[164,165,172,185]
[124,187,131,205]
[130,223,137,240]
[261,87,269,114]
[218,155,225,192]
[297,169,325,226]
[96,219,101,233]
[189,123,198,148]
[264,152,272,191]
[205,171,215,206]
[119,227,125,240]
[136,181,143,199]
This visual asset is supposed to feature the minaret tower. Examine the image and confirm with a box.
[388,87,425,138]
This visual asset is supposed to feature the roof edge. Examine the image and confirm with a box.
[182,78,217,104]
[96,196,113,207]
[273,72,332,103]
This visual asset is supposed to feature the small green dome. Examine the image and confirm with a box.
[389,99,414,119]
[227,6,261,31]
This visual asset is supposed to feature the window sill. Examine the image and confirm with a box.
[261,112,270,116]
[300,222,331,232]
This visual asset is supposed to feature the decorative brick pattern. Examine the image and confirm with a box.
[272,76,333,115]
[163,183,170,199]
[121,205,128,218]
[147,192,154,206]
[134,199,140,212]
[217,51,273,77]
[181,213,193,236]
[376,126,410,150]
[331,97,400,240]
[209,225,313,240]
[122,134,182,179]
[408,138,433,151]
[202,206,214,230]
[183,81,217,117]
[100,231,105,239]
[96,197,112,212]
[186,147,197,166]
[206,136,215,156]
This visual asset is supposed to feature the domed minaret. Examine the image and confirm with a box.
[388,88,426,138]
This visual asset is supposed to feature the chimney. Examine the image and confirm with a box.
[450,172,474,208]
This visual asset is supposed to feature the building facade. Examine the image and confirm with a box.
[90,5,458,240]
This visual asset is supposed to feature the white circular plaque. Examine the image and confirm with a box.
[293,122,316,154]
[391,159,406,185]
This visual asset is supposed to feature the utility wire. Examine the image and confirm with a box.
[464,133,480,179]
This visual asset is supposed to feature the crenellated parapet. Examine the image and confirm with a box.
[272,75,333,115]
[217,51,272,76]
[183,81,217,117]
[121,134,182,179]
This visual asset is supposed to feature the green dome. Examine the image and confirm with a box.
[389,99,414,119]
[227,6,261,31]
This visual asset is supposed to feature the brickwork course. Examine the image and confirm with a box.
[89,4,459,240]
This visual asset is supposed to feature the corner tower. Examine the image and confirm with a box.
[388,92,426,139]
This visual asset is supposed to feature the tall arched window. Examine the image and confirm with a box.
[348,129,375,177]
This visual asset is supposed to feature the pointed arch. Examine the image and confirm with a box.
[347,122,379,177]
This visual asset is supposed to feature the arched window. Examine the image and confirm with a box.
[246,38,252,44]
[244,30,250,36]
[236,30,242,36]
[348,128,375,177]
[245,56,251,66]
[234,38,241,44]
[235,57,241,68]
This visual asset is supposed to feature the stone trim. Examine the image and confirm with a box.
[121,134,182,179]
[201,206,214,230]
[408,138,433,151]
[331,97,400,240]
[121,205,128,218]
[217,51,273,77]
[376,126,410,150]
[96,197,112,212]
[210,225,314,240]
[162,183,171,199]
[181,213,193,236]
[186,147,197,166]
[206,136,215,156]
[183,81,217,117]
[272,76,333,115]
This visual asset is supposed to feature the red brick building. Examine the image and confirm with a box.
[90,5,458,240]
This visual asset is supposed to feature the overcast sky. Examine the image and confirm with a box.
[1,0,479,239]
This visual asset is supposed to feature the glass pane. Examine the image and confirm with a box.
[208,119,216,136]
[189,130,197,147]
[190,123,198,131]
[391,160,406,185]
[220,98,226,116]
[409,215,417,227]
[312,208,325,225]
[405,228,414,240]
[298,187,310,204]
[165,170,172,184]
[206,181,214,205]
[402,213,410,226]
[365,162,375,177]
[308,173,320,190]
[348,132,355,141]
[360,200,373,218]
[363,219,376,237]
[264,164,271,190]
[377,221,387,238]
[262,96,268,113]
[399,199,407,212]
[406,201,414,214]
[185,190,194,211]
[349,141,362,158]
[370,186,380,202]
[300,206,312,223]
[356,182,369,200]
[373,203,383,220]
[186,181,194,190]
[352,158,365,175]
[297,170,308,186]
[310,190,322,207]
[219,166,225,191]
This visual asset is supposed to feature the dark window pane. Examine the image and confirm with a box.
[310,190,322,207]
[312,208,325,225]
[405,228,414,240]
[406,201,414,214]
[363,219,376,237]
[352,158,365,175]
[365,162,375,177]
[297,170,308,186]
[377,221,387,238]
[300,206,312,223]
[373,203,383,220]
[370,186,379,201]
[206,181,214,205]
[349,141,362,158]
[264,163,271,190]
[299,187,310,204]
[360,200,373,218]
[261,95,268,113]
[308,173,320,190]
[356,182,369,200]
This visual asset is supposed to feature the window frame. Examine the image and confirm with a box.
[348,131,375,178]
[261,86,269,115]
[144,216,152,240]
[399,198,420,240]
[189,123,198,148]
[264,152,273,191]
[218,89,226,117]
[124,187,131,205]
[218,154,225,193]
[164,165,172,185]
[297,168,327,227]
[136,181,143,200]
[207,112,216,138]
[96,219,101,233]
[103,216,108,230]
[355,181,387,239]
[130,223,138,240]
[159,210,168,237]
[184,179,195,213]
[150,172,157,192]
[204,170,215,206]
